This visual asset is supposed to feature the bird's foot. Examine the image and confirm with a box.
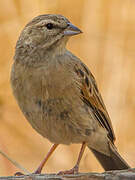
[15,169,42,175]
[14,172,24,176]
[57,165,78,175]
[34,168,42,174]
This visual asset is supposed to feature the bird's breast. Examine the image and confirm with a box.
[11,61,87,144]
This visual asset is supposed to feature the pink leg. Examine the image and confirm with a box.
[15,144,58,176]
[58,142,86,175]
[35,144,59,174]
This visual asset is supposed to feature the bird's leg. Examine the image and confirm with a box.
[34,144,59,174]
[15,144,58,176]
[58,142,86,175]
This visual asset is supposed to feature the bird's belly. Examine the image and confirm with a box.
[21,97,89,145]
[11,66,97,145]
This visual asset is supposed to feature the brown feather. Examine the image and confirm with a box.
[74,62,115,142]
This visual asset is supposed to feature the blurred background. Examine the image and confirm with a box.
[0,0,135,176]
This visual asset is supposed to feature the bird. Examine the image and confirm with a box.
[10,14,130,174]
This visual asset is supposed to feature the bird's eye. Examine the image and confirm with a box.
[46,23,54,30]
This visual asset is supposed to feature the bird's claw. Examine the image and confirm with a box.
[57,165,78,175]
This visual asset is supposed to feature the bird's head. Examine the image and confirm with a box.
[17,14,82,53]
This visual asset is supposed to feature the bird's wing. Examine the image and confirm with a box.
[74,62,115,143]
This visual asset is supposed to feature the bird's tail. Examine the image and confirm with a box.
[88,143,130,171]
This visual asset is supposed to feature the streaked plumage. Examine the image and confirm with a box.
[10,14,130,174]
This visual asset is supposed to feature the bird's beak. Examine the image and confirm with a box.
[64,22,82,36]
